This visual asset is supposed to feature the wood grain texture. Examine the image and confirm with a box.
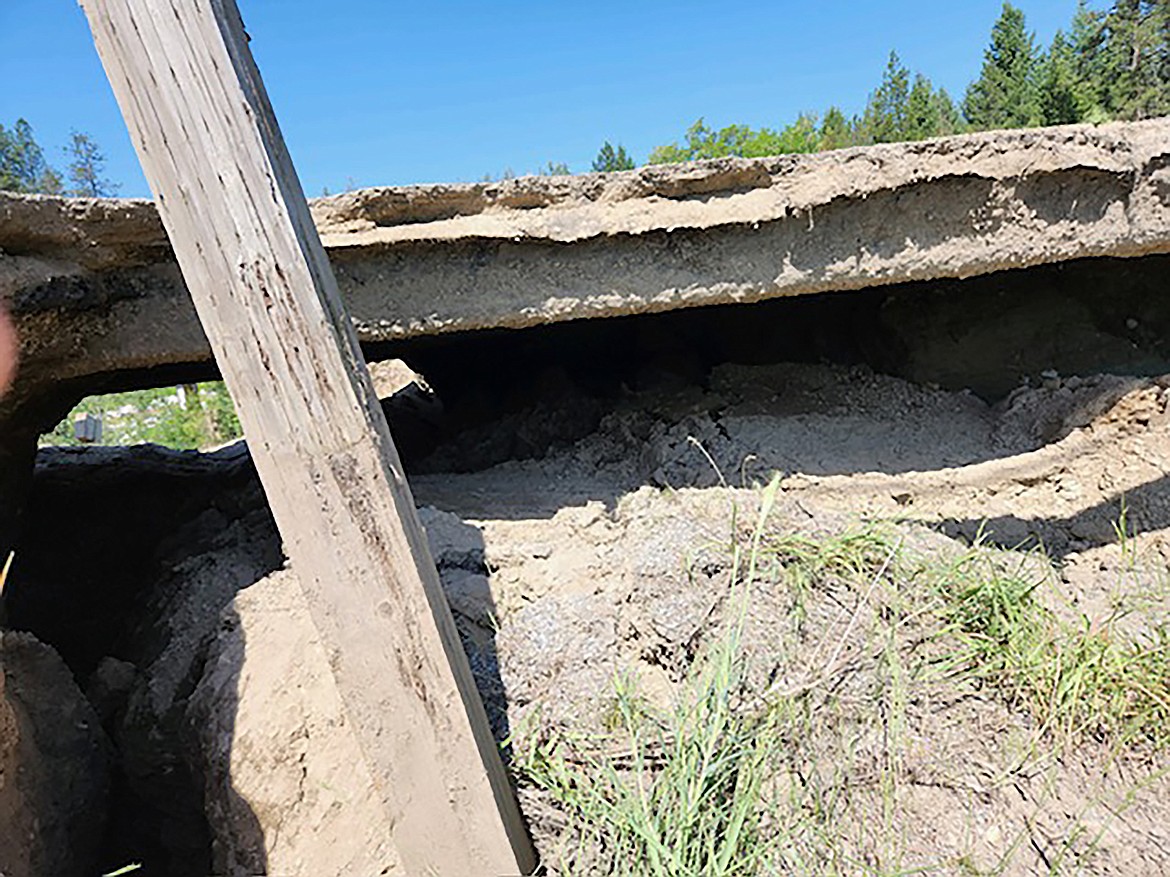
[77,1,535,873]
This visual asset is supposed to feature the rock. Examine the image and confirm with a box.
[367,358,426,399]
[0,631,111,877]
[85,656,137,727]
[188,569,404,877]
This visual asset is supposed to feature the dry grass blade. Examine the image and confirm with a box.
[0,550,13,628]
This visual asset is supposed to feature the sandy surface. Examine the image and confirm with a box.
[10,358,1170,875]
[399,361,1170,874]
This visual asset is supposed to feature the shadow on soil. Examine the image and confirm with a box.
[3,443,516,875]
[939,473,1170,561]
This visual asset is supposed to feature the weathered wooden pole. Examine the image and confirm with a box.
[78,1,535,873]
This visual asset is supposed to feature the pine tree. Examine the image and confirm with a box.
[963,3,1042,129]
[904,74,943,139]
[65,130,119,197]
[1099,0,1170,119]
[1067,1,1111,119]
[592,141,636,172]
[1038,30,1086,123]
[862,51,912,142]
[645,0,1169,166]
[0,119,61,193]
[818,106,855,150]
[934,89,964,135]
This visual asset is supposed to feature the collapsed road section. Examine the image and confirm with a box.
[1,118,1168,438]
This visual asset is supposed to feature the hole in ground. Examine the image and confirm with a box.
[381,253,1170,473]
[4,252,1168,873]
[5,446,278,875]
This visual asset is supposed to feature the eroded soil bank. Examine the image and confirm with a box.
[6,117,1168,429]
[2,255,1170,874]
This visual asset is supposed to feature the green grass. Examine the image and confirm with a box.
[517,633,782,876]
[513,485,934,875]
[926,541,1170,749]
[515,482,786,876]
[510,483,1170,875]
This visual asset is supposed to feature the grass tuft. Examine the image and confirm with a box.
[516,629,780,876]
[929,543,1170,749]
[515,480,786,876]
[510,488,1170,874]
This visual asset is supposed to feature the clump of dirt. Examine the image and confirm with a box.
[0,631,111,877]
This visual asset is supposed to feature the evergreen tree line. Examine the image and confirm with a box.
[0,121,119,197]
[593,0,1168,170]
[4,1,1166,188]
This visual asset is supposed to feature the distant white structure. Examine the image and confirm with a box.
[73,412,103,444]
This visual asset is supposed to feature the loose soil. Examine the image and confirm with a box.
[440,361,1170,874]
[6,294,1170,873]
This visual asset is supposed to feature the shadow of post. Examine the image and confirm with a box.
[427,513,515,751]
[190,602,268,877]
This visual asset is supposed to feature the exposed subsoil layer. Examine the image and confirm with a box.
[4,257,1170,874]
[4,117,1170,452]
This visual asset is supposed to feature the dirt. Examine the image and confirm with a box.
[4,334,1170,872]
[4,117,1169,464]
[190,569,403,877]
[421,361,1170,875]
[0,632,111,877]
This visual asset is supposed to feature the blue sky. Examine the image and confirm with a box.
[3,1,1087,198]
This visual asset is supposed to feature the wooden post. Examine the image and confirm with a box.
[78,1,535,873]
